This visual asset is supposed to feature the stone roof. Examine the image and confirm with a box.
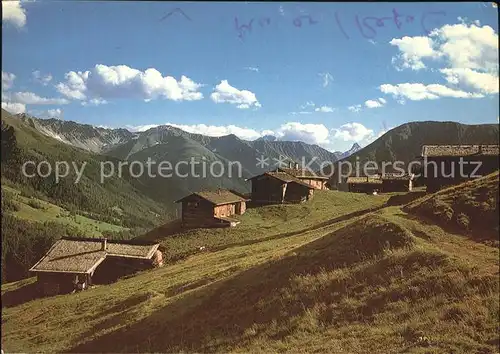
[175,189,247,206]
[277,167,329,180]
[381,173,414,181]
[421,144,499,157]
[29,238,160,274]
[247,171,315,189]
[346,176,383,184]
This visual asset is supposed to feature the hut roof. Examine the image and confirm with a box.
[29,238,160,274]
[277,167,329,180]
[381,173,414,181]
[175,189,247,206]
[421,144,499,157]
[247,171,314,189]
[346,176,383,184]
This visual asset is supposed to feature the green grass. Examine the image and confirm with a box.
[1,189,498,353]
[406,171,499,245]
[139,190,391,262]
[2,185,127,237]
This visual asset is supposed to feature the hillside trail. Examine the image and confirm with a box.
[211,203,389,253]
[376,206,499,275]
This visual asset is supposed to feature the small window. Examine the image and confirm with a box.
[188,201,199,207]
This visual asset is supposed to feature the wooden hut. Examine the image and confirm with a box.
[247,171,314,204]
[421,145,499,192]
[29,237,162,296]
[277,165,329,190]
[381,173,414,192]
[346,176,383,193]
[175,189,248,228]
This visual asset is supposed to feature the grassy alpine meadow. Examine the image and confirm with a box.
[2,184,499,353]
[139,190,392,262]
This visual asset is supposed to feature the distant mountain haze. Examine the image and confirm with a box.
[16,114,343,176]
[7,111,499,202]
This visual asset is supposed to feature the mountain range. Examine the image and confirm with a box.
[17,114,360,176]
[4,110,499,217]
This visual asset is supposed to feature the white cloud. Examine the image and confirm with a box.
[4,91,70,105]
[275,122,330,145]
[379,83,484,101]
[132,122,329,145]
[1,101,26,114]
[347,104,362,113]
[440,68,499,94]
[319,72,334,87]
[289,111,313,115]
[244,67,259,72]
[314,105,334,113]
[127,123,264,141]
[389,23,498,98]
[333,122,374,142]
[2,71,16,91]
[32,70,53,86]
[81,98,108,106]
[364,98,386,109]
[47,108,62,118]
[125,121,329,145]
[210,80,261,109]
[170,123,263,140]
[125,124,160,133]
[389,36,439,71]
[430,23,498,72]
[56,64,204,103]
[2,0,27,28]
[300,101,315,109]
[457,16,481,27]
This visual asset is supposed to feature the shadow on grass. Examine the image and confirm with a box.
[208,204,388,252]
[2,282,46,308]
[386,191,427,207]
[67,216,419,353]
[400,209,499,246]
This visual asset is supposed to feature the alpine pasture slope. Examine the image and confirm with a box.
[2,175,499,353]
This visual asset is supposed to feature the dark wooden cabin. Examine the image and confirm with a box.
[247,171,314,204]
[346,176,383,193]
[29,237,162,296]
[175,189,248,228]
[277,165,329,190]
[381,173,414,192]
[421,145,499,192]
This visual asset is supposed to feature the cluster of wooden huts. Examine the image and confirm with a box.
[175,163,329,229]
[30,145,499,296]
[421,144,499,192]
[343,144,499,194]
[346,173,414,194]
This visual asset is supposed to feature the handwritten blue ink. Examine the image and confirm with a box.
[293,15,318,28]
[334,11,350,39]
[355,9,417,39]
[421,11,446,35]
[258,17,271,27]
[355,15,376,39]
[160,8,191,22]
[235,17,255,40]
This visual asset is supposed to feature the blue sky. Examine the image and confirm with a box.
[2,1,499,152]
